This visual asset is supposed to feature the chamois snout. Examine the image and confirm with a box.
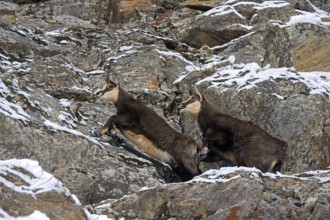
[180,142,201,176]
[95,84,107,97]
[180,85,203,115]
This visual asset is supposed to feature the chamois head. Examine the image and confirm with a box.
[95,74,120,104]
[179,84,203,117]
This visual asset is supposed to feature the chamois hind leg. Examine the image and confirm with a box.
[267,160,278,173]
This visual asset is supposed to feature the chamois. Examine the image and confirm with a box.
[180,85,287,173]
[94,76,200,177]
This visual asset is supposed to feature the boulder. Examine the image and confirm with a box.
[93,167,330,219]
[0,159,87,220]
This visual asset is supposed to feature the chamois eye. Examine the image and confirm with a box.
[107,83,115,89]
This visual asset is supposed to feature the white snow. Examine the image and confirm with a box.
[0,79,31,123]
[0,53,31,75]
[201,0,329,27]
[45,29,67,37]
[282,9,330,27]
[0,210,50,220]
[195,62,330,98]
[252,1,290,10]
[0,159,114,220]
[156,49,201,84]
[58,111,77,128]
[86,70,106,76]
[156,49,200,72]
[0,159,68,195]
[212,31,256,50]
[200,5,246,19]
[42,119,105,147]
[272,93,285,100]
[190,166,330,184]
[106,50,138,62]
[119,45,134,51]
[59,98,71,107]
[62,62,85,75]
[70,86,93,93]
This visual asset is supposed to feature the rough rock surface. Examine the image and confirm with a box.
[0,0,330,219]
[94,167,330,220]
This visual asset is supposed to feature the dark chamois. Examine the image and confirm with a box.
[94,76,200,177]
[180,85,287,173]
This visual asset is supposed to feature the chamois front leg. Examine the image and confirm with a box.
[92,115,116,137]
[198,137,210,161]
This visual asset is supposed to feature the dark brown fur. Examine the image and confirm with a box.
[181,85,287,172]
[96,80,201,177]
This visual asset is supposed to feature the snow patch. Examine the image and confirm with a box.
[42,119,104,147]
[0,159,68,195]
[45,29,66,37]
[59,99,71,107]
[0,159,114,220]
[119,45,134,51]
[106,50,138,62]
[285,10,330,27]
[0,210,50,220]
[86,70,106,76]
[190,166,330,184]
[0,79,31,123]
[200,5,246,19]
[201,0,329,27]
[195,63,330,98]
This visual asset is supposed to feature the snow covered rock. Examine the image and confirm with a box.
[180,0,330,71]
[93,167,330,219]
[0,159,86,220]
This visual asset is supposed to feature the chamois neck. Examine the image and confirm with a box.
[201,98,220,116]
[115,88,135,109]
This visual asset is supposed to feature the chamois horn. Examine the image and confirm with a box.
[188,84,193,95]
[192,84,203,101]
[106,72,110,83]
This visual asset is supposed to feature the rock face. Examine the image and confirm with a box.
[0,0,330,219]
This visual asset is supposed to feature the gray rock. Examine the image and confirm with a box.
[94,168,330,219]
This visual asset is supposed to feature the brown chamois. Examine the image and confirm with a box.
[94,76,201,177]
[180,85,287,173]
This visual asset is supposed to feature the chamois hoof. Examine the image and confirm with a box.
[198,151,208,161]
[91,127,101,137]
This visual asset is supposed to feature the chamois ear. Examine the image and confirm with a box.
[105,73,119,85]
[192,85,203,102]
[105,74,119,88]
